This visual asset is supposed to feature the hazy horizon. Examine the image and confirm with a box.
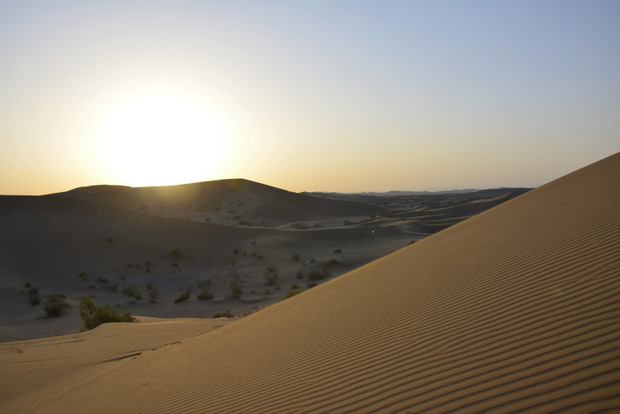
[1,0,619,195]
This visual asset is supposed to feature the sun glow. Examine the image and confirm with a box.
[95,90,229,187]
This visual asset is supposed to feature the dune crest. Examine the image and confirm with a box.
[2,153,619,413]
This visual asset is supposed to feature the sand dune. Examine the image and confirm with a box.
[0,179,522,341]
[2,153,618,412]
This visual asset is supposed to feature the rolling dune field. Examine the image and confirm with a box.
[1,153,619,413]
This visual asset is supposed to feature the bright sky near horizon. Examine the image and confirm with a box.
[1,0,619,195]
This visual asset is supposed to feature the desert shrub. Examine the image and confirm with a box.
[106,237,114,243]
[297,270,305,279]
[213,309,234,318]
[263,265,279,285]
[292,254,301,262]
[329,258,339,265]
[79,296,133,330]
[307,283,317,288]
[122,285,142,301]
[229,273,243,299]
[78,271,88,281]
[109,284,118,292]
[174,287,192,303]
[27,286,41,305]
[196,289,213,301]
[197,278,211,289]
[263,288,271,295]
[44,294,70,316]
[169,247,181,257]
[171,262,179,268]
[145,281,154,290]
[148,287,159,302]
[333,248,342,253]
[307,268,332,281]
[285,288,303,299]
[97,277,108,284]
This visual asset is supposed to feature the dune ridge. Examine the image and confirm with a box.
[2,153,619,413]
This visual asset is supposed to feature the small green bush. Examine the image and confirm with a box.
[79,296,133,330]
[44,294,70,316]
[307,268,332,281]
[148,287,159,302]
[169,248,181,257]
[196,289,213,301]
[229,274,243,298]
[197,278,211,289]
[122,285,142,301]
[174,287,192,303]
[263,265,279,285]
[285,288,303,299]
[27,286,41,305]
[213,309,234,318]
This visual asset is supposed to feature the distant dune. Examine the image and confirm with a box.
[1,153,617,413]
[0,178,523,341]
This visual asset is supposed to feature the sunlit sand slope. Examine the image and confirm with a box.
[3,153,619,413]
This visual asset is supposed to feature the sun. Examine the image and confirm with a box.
[95,90,228,187]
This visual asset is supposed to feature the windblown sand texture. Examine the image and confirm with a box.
[2,153,619,413]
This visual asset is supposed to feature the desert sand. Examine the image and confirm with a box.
[1,153,619,413]
[0,180,524,341]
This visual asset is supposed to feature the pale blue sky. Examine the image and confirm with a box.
[1,0,618,194]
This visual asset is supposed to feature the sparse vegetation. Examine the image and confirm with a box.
[334,248,342,253]
[228,273,243,298]
[78,296,133,330]
[44,294,70,316]
[106,237,114,243]
[169,247,182,257]
[97,277,108,284]
[263,265,279,285]
[297,270,305,279]
[78,271,88,281]
[292,254,301,262]
[174,287,192,303]
[285,287,303,299]
[122,285,142,301]
[213,309,234,318]
[307,268,332,281]
[197,278,211,289]
[196,289,213,301]
[329,258,339,265]
[26,284,41,305]
[148,288,159,302]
